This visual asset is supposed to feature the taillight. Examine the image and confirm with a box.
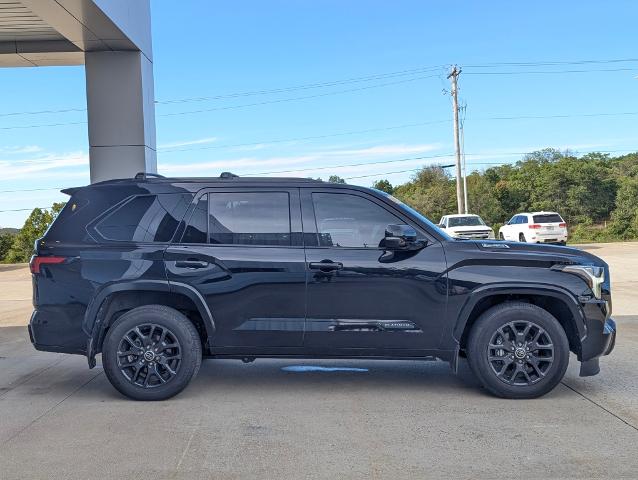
[29,255,66,274]
[559,223,567,228]
[528,224,541,229]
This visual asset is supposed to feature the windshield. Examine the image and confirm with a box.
[533,213,564,224]
[372,189,451,240]
[448,216,486,227]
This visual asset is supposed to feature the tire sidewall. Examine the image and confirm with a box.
[102,305,202,401]
[468,303,569,399]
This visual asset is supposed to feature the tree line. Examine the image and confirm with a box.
[1,148,637,263]
[371,148,638,242]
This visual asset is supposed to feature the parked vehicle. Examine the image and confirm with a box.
[499,212,568,245]
[29,174,615,400]
[438,214,495,240]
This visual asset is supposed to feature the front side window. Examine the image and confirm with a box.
[95,194,191,242]
[209,192,291,246]
[312,192,402,248]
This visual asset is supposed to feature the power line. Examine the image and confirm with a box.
[464,58,638,67]
[158,120,451,154]
[157,74,441,118]
[0,148,635,197]
[5,109,638,132]
[0,207,52,213]
[3,57,637,118]
[463,67,637,75]
[156,66,446,105]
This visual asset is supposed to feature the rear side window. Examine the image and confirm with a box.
[533,213,564,223]
[95,194,191,242]
[209,192,291,246]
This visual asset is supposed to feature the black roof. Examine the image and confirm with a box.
[62,173,326,195]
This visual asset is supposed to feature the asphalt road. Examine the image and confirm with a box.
[1,242,637,479]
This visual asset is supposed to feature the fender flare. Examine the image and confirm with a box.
[452,283,587,344]
[84,280,215,367]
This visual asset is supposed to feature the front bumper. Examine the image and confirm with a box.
[579,317,616,377]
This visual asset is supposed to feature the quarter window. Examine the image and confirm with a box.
[312,193,402,248]
[95,194,191,242]
[182,195,208,243]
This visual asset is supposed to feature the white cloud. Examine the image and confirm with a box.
[322,143,441,157]
[0,152,88,180]
[158,137,218,149]
[0,145,43,155]
[160,155,319,176]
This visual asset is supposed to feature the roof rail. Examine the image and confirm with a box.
[219,172,239,179]
[134,172,166,180]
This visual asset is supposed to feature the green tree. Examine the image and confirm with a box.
[609,178,638,239]
[0,232,15,263]
[328,175,346,184]
[6,202,65,263]
[372,179,393,194]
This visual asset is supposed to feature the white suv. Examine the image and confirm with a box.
[498,212,567,245]
[438,214,495,240]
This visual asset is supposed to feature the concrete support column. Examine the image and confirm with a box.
[85,50,157,183]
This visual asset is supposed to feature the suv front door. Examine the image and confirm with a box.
[301,188,448,354]
[165,188,306,350]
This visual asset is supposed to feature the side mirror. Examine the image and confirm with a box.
[438,224,445,228]
[384,224,422,250]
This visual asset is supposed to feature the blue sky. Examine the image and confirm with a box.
[1,0,637,227]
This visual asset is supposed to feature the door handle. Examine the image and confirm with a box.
[175,260,209,269]
[309,261,343,272]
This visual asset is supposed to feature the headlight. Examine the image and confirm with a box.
[558,265,605,299]
[488,230,495,239]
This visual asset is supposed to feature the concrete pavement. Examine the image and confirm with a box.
[0,243,637,479]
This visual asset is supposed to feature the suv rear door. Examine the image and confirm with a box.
[301,188,448,353]
[165,187,306,349]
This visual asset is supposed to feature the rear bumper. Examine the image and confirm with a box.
[29,309,87,355]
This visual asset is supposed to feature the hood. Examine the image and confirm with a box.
[448,239,606,268]
[447,225,493,232]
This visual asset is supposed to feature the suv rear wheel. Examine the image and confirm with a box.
[102,305,202,401]
[467,302,569,399]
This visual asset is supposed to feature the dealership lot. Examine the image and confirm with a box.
[1,243,637,479]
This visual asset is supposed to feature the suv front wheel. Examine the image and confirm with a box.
[467,302,569,399]
[102,305,202,401]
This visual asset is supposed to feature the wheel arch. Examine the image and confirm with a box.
[84,280,215,367]
[454,284,586,357]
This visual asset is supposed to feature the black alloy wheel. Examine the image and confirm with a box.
[102,305,202,401]
[117,324,182,388]
[467,302,569,399]
[487,320,554,386]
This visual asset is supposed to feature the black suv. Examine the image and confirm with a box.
[29,174,616,400]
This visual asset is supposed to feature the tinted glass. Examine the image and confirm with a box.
[519,215,528,224]
[313,193,401,248]
[533,214,564,223]
[182,195,207,243]
[209,192,291,246]
[96,194,191,242]
[448,216,485,227]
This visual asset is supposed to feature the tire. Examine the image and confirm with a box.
[518,233,526,243]
[102,305,202,401]
[467,302,569,399]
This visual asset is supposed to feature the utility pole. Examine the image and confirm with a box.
[448,65,464,214]
[460,105,469,213]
